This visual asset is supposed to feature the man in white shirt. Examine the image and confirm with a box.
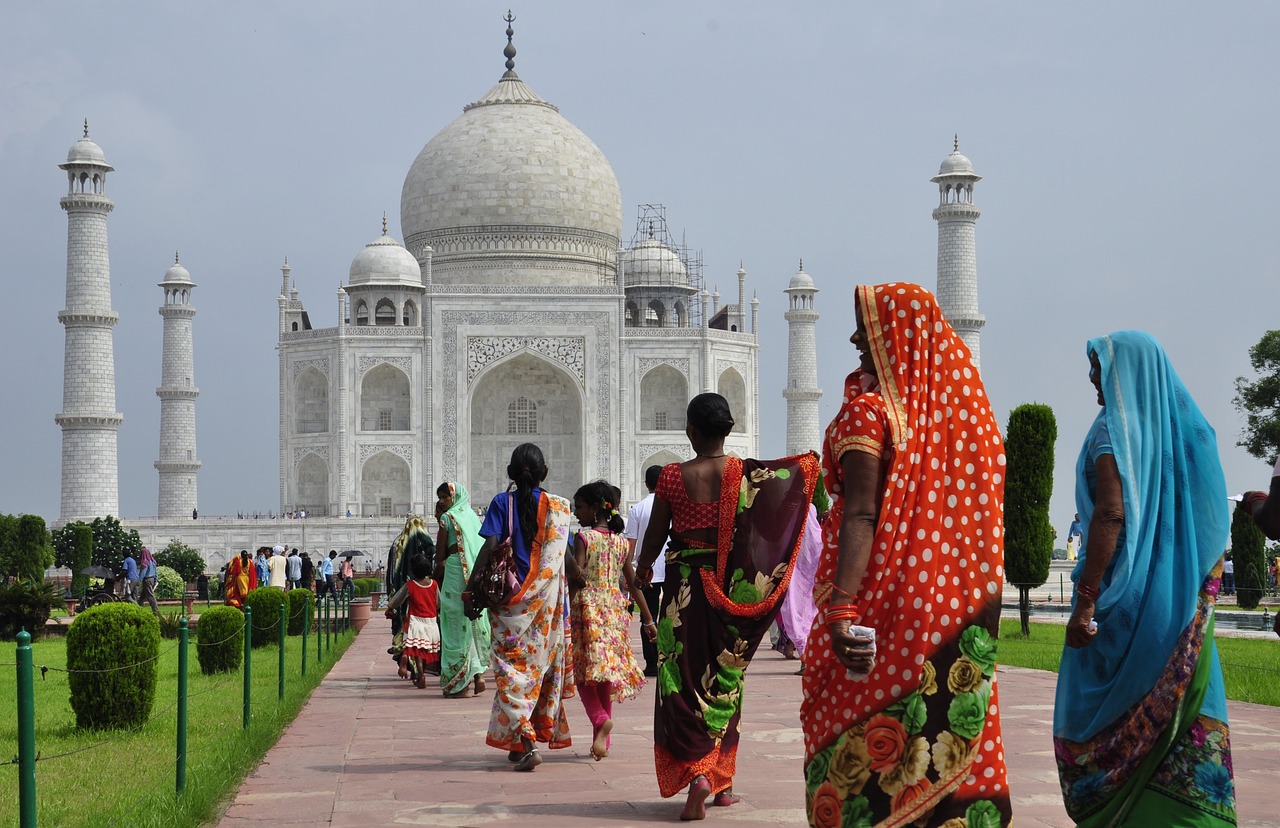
[286,548,302,590]
[267,544,289,589]
[625,465,668,677]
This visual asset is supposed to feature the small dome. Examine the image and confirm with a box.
[163,261,192,284]
[348,230,422,286]
[65,135,108,166]
[937,150,974,176]
[787,268,815,291]
[623,238,688,286]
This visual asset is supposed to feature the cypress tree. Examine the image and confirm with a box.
[1004,403,1057,635]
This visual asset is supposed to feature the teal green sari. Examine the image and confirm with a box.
[438,483,491,696]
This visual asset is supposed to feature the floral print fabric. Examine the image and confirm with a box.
[801,283,1011,827]
[485,492,577,753]
[570,528,644,700]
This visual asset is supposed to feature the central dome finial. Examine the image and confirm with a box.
[503,10,517,75]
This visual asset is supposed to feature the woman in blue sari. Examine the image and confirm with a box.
[1054,331,1235,826]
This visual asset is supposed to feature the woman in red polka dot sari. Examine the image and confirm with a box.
[638,392,820,820]
[800,283,1012,827]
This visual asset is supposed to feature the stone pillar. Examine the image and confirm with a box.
[56,124,123,522]
[155,255,201,517]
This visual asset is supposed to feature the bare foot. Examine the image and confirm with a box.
[681,776,712,821]
[474,675,487,694]
[590,719,613,760]
[713,790,741,807]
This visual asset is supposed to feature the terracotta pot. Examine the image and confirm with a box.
[350,598,372,631]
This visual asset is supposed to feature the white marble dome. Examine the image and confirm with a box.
[624,237,688,286]
[64,135,109,167]
[787,267,814,291]
[348,230,422,286]
[937,149,975,177]
[400,70,622,285]
[161,260,192,284]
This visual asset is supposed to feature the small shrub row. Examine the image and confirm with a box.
[244,586,289,647]
[350,577,380,597]
[287,588,314,635]
[66,602,159,730]
[196,605,244,674]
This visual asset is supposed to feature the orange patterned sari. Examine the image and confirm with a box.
[800,283,1011,827]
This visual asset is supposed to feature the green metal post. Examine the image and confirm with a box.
[16,629,37,828]
[302,593,309,677]
[177,617,189,793]
[243,607,252,729]
[278,603,286,701]
[323,594,329,655]
[1060,573,1065,604]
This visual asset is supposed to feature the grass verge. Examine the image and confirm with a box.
[998,619,1280,706]
[1,623,355,827]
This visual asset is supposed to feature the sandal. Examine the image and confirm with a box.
[514,748,542,772]
[473,675,487,694]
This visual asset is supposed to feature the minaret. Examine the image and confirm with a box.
[56,121,123,522]
[155,253,201,517]
[931,136,985,368]
[783,260,822,454]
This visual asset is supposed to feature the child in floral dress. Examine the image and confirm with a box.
[383,553,441,689]
[570,481,657,760]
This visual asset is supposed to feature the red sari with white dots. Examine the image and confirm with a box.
[800,283,1011,828]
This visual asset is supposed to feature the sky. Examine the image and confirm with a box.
[1,1,1277,535]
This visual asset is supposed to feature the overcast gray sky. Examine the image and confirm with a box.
[2,1,1276,536]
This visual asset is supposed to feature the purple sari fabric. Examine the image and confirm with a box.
[777,505,821,655]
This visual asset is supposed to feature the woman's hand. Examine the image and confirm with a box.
[637,563,654,588]
[642,621,658,643]
[828,619,876,677]
[1065,598,1097,648]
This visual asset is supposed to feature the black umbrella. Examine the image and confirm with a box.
[339,550,366,559]
[79,565,116,578]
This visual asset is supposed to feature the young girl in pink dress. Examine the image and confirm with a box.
[383,553,441,689]
[570,481,656,760]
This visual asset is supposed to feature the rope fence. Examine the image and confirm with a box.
[9,589,358,828]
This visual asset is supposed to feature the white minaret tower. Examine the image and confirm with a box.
[931,136,985,368]
[155,253,201,517]
[783,260,822,455]
[56,121,123,522]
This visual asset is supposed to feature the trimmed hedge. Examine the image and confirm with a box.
[287,588,314,636]
[67,603,160,730]
[351,577,380,597]
[155,565,186,600]
[244,586,289,647]
[196,605,244,674]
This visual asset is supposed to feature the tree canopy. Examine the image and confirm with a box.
[1004,404,1057,634]
[1233,329,1280,463]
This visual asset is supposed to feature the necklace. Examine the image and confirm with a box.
[696,453,726,459]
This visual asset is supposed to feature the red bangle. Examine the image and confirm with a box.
[824,603,861,624]
[1077,582,1099,601]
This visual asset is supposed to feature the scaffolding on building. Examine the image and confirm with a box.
[619,204,705,328]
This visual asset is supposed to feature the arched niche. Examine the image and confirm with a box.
[295,368,329,433]
[470,352,582,500]
[403,300,418,326]
[360,451,410,517]
[292,453,329,516]
[375,299,396,326]
[717,368,747,433]
[640,365,687,431]
[360,363,410,431]
[355,300,369,326]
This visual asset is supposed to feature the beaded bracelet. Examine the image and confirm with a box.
[1077,582,1099,601]
[824,603,862,625]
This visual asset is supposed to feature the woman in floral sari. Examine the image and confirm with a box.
[470,443,576,772]
[800,283,1011,827]
[1054,331,1235,826]
[434,481,491,698]
[224,550,257,609]
[637,392,819,820]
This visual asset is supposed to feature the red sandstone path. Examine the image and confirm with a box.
[218,619,1279,827]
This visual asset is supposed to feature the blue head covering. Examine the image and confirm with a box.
[1054,331,1229,741]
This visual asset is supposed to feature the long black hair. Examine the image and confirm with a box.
[506,443,549,546]
[574,480,625,534]
[687,392,735,438]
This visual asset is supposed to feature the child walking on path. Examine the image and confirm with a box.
[570,481,657,761]
[383,553,441,689]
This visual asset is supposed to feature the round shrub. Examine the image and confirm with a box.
[196,605,244,674]
[155,565,186,600]
[286,588,314,636]
[351,577,379,597]
[244,586,289,647]
[66,603,159,730]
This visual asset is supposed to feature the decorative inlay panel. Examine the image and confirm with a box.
[358,356,413,377]
[637,357,689,379]
[637,443,693,461]
[357,444,413,464]
[292,445,330,466]
[467,336,585,385]
[290,358,329,380]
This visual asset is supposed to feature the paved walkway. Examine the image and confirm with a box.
[219,619,1279,827]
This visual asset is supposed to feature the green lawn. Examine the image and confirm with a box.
[1,624,355,827]
[999,620,1280,706]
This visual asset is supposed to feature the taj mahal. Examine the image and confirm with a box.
[53,20,985,566]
